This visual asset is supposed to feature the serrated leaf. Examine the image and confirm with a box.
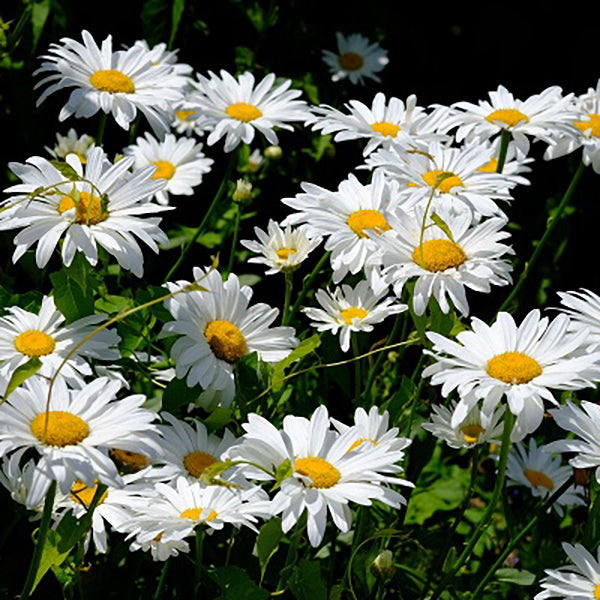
[272,334,320,392]
[256,517,282,581]
[495,568,535,586]
[430,212,455,242]
[2,357,41,402]
[50,160,80,181]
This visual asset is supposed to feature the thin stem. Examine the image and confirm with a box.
[282,270,294,325]
[154,559,170,600]
[21,480,57,599]
[495,130,511,173]
[499,160,585,313]
[225,203,242,276]
[286,251,330,324]
[429,409,515,600]
[471,476,574,600]
[96,114,107,146]
[163,151,237,283]
[194,527,204,588]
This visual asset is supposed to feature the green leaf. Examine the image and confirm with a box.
[169,0,185,49]
[271,458,292,491]
[271,334,320,392]
[162,378,202,413]
[329,585,343,600]
[141,0,169,45]
[495,568,536,586]
[430,211,455,242]
[204,407,233,432]
[288,559,327,600]
[255,518,282,581]
[31,0,50,53]
[442,546,457,573]
[212,566,269,600]
[50,160,80,181]
[2,357,41,402]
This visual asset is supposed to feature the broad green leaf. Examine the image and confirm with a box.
[168,0,185,49]
[31,0,50,53]
[255,518,282,581]
[162,378,202,413]
[271,334,320,392]
[2,357,41,402]
[289,559,327,600]
[431,211,455,242]
[95,294,131,315]
[205,407,233,432]
[495,568,536,586]
[50,160,80,181]
[212,566,269,600]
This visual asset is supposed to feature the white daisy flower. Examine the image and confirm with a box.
[535,542,600,599]
[124,132,213,205]
[1,147,170,277]
[421,398,505,449]
[0,377,158,494]
[129,40,193,79]
[240,220,322,274]
[45,128,95,164]
[34,30,186,135]
[191,70,308,152]
[282,170,407,283]
[162,267,298,407]
[422,310,600,441]
[322,32,388,85]
[0,449,50,511]
[0,295,119,386]
[307,93,448,156]
[302,279,406,352]
[171,92,213,137]
[557,289,600,350]
[372,207,513,316]
[444,85,577,155]
[247,148,265,172]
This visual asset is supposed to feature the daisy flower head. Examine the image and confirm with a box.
[302,279,407,352]
[421,398,505,450]
[423,310,600,441]
[506,438,584,515]
[124,132,213,205]
[470,136,533,186]
[130,40,193,79]
[282,170,407,283]
[0,449,51,511]
[0,376,158,494]
[2,147,170,276]
[535,543,600,600]
[240,220,322,274]
[162,267,298,408]
[45,128,95,163]
[557,288,600,350]
[373,207,513,316]
[306,93,448,156]
[191,70,308,152]
[0,295,120,386]
[34,30,186,136]
[446,85,577,155]
[322,32,388,85]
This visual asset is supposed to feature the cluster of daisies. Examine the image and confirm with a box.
[1,25,600,597]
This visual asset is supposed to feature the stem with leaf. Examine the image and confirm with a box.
[286,251,331,324]
[225,202,242,277]
[282,270,294,325]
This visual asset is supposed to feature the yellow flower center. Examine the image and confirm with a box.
[30,411,90,447]
[347,209,391,238]
[204,320,247,363]
[485,108,529,127]
[338,51,364,71]
[486,351,542,384]
[340,307,368,325]
[524,469,554,491]
[225,102,262,122]
[276,247,297,261]
[412,239,466,272]
[58,192,108,225]
[110,448,149,472]
[152,160,176,180]
[183,451,217,477]
[478,157,499,172]
[176,109,196,121]
[371,122,400,137]
[180,507,218,521]
[70,481,108,508]
[347,437,377,452]
[422,170,464,193]
[295,457,341,489]
[89,69,135,94]
[460,424,485,444]
[574,113,600,138]
[14,330,56,357]
[595,584,600,600]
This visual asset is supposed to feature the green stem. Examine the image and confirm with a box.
[276,517,305,592]
[96,113,107,146]
[471,476,574,600]
[499,160,585,313]
[352,335,362,402]
[194,527,204,588]
[154,558,170,600]
[225,203,242,277]
[21,480,57,599]
[429,409,515,600]
[286,251,331,324]
[495,130,511,173]
[282,270,294,325]
[163,151,237,283]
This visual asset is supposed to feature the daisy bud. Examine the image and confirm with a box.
[264,145,283,160]
[371,550,396,579]
[233,179,253,203]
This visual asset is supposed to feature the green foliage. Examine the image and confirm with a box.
[289,559,327,600]
[212,566,270,600]
[256,517,282,582]
[2,357,41,402]
[271,334,321,392]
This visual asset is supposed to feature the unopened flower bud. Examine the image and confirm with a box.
[264,145,282,160]
[371,550,395,580]
[233,179,253,203]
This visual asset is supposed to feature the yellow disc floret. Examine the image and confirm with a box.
[347,209,391,238]
[574,113,600,138]
[340,307,368,325]
[90,69,135,94]
[176,110,196,121]
[276,247,297,261]
[180,507,218,521]
[524,469,554,491]
[338,52,364,71]
[226,102,262,122]
[30,411,90,447]
[412,239,466,272]
[478,157,499,172]
[295,457,341,489]
[486,351,542,384]
[70,481,108,508]
[422,170,464,193]
[152,160,176,180]
[595,583,600,600]
[485,108,529,127]
[371,122,400,137]
[204,320,247,363]
[111,448,149,472]
[14,330,56,357]
[460,424,485,444]
[183,451,217,477]
[58,192,108,225]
